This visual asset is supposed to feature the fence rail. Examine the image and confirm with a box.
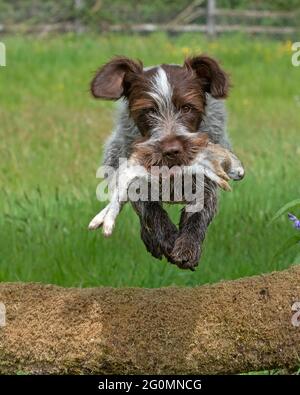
[0,22,297,36]
[109,24,297,35]
[170,8,295,20]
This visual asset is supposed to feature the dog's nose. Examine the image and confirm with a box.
[162,140,183,157]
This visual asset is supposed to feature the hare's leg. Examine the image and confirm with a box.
[88,168,128,233]
[100,174,131,236]
[89,161,149,236]
[186,162,231,191]
[102,163,151,236]
[203,167,231,191]
[88,204,111,230]
[194,147,244,182]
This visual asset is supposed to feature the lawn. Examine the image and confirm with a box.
[0,32,299,288]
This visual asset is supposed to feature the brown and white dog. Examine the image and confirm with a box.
[89,55,244,270]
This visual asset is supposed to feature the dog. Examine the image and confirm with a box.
[89,55,244,270]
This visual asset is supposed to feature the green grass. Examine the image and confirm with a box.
[0,33,299,287]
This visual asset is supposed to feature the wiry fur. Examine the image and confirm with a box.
[90,57,242,270]
[100,94,230,269]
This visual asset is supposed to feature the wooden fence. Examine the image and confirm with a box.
[110,0,298,36]
[0,0,298,36]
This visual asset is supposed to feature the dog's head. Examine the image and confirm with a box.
[91,55,229,167]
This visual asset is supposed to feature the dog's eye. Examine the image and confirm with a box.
[181,105,192,114]
[145,107,157,115]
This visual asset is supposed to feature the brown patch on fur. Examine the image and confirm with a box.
[206,142,233,173]
[178,90,205,113]
[130,97,156,112]
[184,55,230,99]
[164,64,206,113]
[90,56,143,100]
[124,68,159,136]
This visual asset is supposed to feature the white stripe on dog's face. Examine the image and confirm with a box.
[148,67,173,112]
[147,67,182,140]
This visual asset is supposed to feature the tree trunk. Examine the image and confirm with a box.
[0,266,300,374]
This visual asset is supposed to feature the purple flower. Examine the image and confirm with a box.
[288,213,300,229]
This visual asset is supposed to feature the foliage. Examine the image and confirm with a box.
[271,200,300,258]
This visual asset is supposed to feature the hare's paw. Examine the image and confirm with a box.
[88,205,110,230]
[102,215,115,237]
[203,167,231,191]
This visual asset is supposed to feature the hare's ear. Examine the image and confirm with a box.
[91,56,143,100]
[184,55,229,99]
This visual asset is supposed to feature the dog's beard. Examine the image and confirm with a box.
[132,134,209,171]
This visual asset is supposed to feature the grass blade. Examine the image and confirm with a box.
[269,199,300,225]
[273,235,300,260]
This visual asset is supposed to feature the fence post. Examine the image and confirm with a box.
[207,0,216,37]
[0,42,6,67]
[74,0,84,34]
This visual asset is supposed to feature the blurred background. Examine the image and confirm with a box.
[0,0,299,288]
[0,0,299,34]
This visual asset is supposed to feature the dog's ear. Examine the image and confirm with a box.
[184,55,229,99]
[91,56,143,100]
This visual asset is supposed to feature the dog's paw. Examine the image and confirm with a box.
[169,236,201,271]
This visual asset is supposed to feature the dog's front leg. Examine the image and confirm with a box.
[169,179,218,270]
[131,201,178,261]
